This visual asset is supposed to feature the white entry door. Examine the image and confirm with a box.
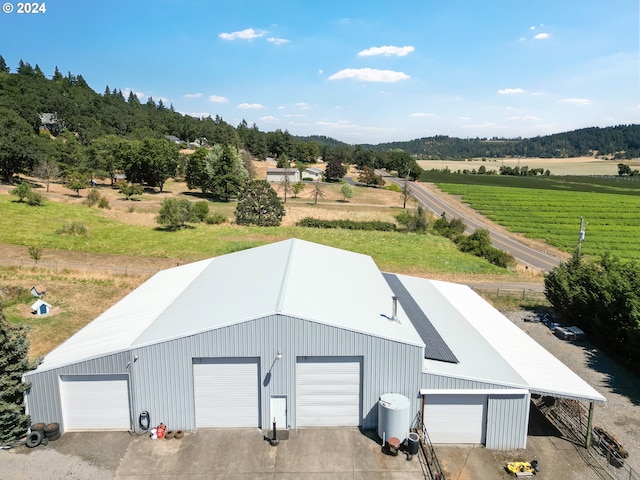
[270,395,287,429]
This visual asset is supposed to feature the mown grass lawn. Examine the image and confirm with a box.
[0,195,507,276]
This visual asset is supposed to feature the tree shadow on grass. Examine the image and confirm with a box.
[153,225,196,232]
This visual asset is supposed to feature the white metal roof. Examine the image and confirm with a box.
[35,258,213,371]
[398,275,605,403]
[29,239,607,404]
[33,239,424,372]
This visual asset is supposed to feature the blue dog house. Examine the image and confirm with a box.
[31,300,51,315]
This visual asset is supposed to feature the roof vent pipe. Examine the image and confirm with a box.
[391,296,398,321]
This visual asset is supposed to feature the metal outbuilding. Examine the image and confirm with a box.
[24,239,604,449]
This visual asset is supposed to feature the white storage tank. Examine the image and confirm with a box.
[378,393,411,444]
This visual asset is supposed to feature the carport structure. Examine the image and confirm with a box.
[24,239,604,450]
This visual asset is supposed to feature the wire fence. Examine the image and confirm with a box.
[472,287,547,302]
[0,256,171,277]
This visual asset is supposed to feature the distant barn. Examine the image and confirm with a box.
[266,168,300,183]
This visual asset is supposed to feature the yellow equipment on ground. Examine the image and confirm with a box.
[505,461,537,476]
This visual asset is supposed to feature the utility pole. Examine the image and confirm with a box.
[403,169,411,209]
[577,216,587,255]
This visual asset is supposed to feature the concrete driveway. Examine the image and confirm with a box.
[1,422,604,479]
[2,428,426,480]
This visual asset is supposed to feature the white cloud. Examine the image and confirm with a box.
[534,33,550,40]
[295,102,311,109]
[219,28,265,41]
[410,112,436,117]
[283,113,307,118]
[184,93,203,99]
[268,37,289,46]
[259,115,278,123]
[318,69,324,75]
[209,95,229,103]
[237,103,265,109]
[358,45,415,57]
[123,88,144,99]
[184,112,213,119]
[559,98,591,105]
[498,88,525,95]
[328,68,410,82]
[507,115,540,121]
[277,105,285,110]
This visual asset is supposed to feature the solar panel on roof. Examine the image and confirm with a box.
[383,273,459,364]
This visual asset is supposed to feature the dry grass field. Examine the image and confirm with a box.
[418,156,640,176]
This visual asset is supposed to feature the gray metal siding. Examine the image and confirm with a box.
[485,393,530,449]
[26,315,424,433]
[25,351,132,432]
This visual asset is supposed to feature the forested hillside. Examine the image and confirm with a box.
[372,125,640,159]
[0,55,637,188]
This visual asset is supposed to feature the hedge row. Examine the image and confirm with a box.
[296,217,396,232]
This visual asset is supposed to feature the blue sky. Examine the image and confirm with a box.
[1,0,638,144]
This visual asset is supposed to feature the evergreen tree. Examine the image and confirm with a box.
[0,55,9,73]
[0,304,40,445]
[52,66,63,81]
[202,144,249,201]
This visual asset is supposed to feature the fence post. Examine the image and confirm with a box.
[585,402,594,449]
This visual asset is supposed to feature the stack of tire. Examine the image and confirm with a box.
[25,422,61,448]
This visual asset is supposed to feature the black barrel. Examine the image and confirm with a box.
[407,432,420,455]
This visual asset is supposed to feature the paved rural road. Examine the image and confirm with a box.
[377,171,563,272]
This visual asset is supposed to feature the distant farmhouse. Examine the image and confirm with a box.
[266,168,300,183]
[302,167,323,181]
[39,112,64,135]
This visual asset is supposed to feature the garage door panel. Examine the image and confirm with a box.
[61,375,131,431]
[296,357,361,427]
[423,394,487,444]
[193,358,259,428]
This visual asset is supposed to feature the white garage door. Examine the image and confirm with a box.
[423,394,487,444]
[296,356,361,427]
[193,358,259,428]
[61,375,131,431]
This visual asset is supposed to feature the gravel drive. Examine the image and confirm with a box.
[505,310,640,477]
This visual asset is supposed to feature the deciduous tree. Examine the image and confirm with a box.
[235,180,285,226]
[156,198,197,230]
[32,158,61,192]
[340,182,353,201]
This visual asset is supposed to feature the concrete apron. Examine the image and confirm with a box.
[115,428,425,479]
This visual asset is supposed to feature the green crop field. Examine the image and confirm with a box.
[426,173,640,261]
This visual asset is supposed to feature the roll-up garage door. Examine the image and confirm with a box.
[193,358,259,428]
[61,374,131,431]
[423,394,487,444]
[296,356,361,427]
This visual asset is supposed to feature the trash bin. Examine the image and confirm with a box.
[407,432,420,455]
